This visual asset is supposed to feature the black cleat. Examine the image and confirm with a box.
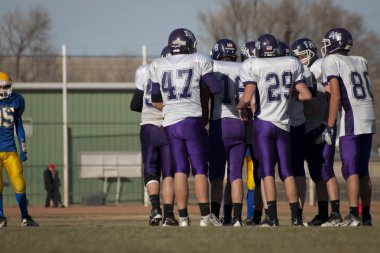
[258,218,279,227]
[21,216,39,227]
[221,216,232,226]
[246,216,261,226]
[0,216,7,228]
[163,216,179,226]
[291,217,305,226]
[307,215,328,226]
[149,209,162,226]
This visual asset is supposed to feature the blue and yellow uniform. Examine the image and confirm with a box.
[0,71,38,227]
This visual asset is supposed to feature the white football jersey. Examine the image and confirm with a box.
[305,58,327,133]
[150,53,213,127]
[322,54,376,136]
[288,64,312,127]
[240,56,304,131]
[135,64,163,126]
[211,61,243,120]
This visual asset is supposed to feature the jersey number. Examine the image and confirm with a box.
[0,107,15,128]
[350,71,373,100]
[220,74,242,105]
[161,69,193,100]
[145,80,153,107]
[267,71,292,102]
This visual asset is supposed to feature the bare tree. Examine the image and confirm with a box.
[0,6,53,81]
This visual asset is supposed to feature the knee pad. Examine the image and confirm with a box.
[144,173,160,186]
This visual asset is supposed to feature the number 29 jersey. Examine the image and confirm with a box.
[240,56,304,131]
[322,54,376,136]
[0,93,25,152]
[150,53,213,127]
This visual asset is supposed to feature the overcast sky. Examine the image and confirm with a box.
[1,0,379,56]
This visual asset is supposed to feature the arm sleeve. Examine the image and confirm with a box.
[239,60,258,87]
[130,88,144,112]
[14,96,26,152]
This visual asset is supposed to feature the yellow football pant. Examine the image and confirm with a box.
[0,152,26,194]
[246,155,255,190]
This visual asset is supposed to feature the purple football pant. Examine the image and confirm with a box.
[140,124,174,179]
[209,118,246,183]
[252,119,292,181]
[304,126,337,182]
[339,134,373,180]
[290,124,306,177]
[164,117,209,176]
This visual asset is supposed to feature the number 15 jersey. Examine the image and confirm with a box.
[322,54,376,136]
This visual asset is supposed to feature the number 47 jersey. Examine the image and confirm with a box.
[322,54,376,136]
[150,53,213,127]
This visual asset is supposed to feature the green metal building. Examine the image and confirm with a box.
[3,83,143,206]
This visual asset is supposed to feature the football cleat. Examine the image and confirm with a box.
[340,214,361,227]
[0,216,7,227]
[232,217,244,227]
[258,218,279,227]
[21,216,39,227]
[362,216,373,226]
[246,216,261,226]
[200,213,222,227]
[291,217,305,227]
[307,215,328,226]
[179,216,190,227]
[321,212,343,227]
[162,216,179,227]
[221,216,232,226]
[149,209,162,226]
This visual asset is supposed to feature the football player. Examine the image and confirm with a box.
[130,46,178,226]
[319,28,375,226]
[208,39,245,226]
[240,41,264,225]
[0,71,39,227]
[292,38,342,226]
[237,34,312,226]
[150,28,222,227]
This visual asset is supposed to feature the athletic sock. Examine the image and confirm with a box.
[289,202,299,220]
[253,210,262,220]
[232,203,243,219]
[264,208,269,219]
[267,201,277,221]
[223,204,233,219]
[246,189,255,218]
[318,201,329,219]
[0,193,4,217]
[15,193,29,218]
[164,204,174,218]
[362,206,371,220]
[211,202,221,218]
[149,194,160,212]
[298,208,303,219]
[199,203,210,216]
[178,208,188,218]
[330,200,340,214]
[349,206,359,218]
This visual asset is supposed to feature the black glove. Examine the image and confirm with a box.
[315,123,334,145]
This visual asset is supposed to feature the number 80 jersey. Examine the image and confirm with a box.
[150,53,213,127]
[0,93,25,152]
[322,54,376,136]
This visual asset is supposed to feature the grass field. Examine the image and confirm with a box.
[1,203,380,253]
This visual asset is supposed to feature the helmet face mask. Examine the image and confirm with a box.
[210,39,237,61]
[291,38,318,67]
[168,28,197,55]
[240,41,256,62]
[0,72,13,100]
[321,28,352,57]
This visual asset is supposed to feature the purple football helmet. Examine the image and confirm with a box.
[210,39,237,61]
[278,40,290,57]
[291,38,318,67]
[255,34,279,58]
[161,45,171,57]
[321,28,353,56]
[168,28,197,55]
[240,41,256,62]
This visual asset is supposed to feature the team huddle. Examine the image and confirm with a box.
[130,27,376,227]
